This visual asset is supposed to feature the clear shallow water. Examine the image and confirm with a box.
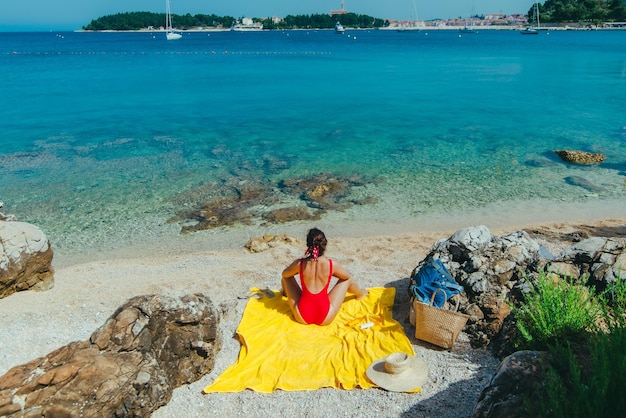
[1,29,625,259]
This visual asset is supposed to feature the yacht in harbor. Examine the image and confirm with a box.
[459,18,478,34]
[165,0,182,40]
[335,21,345,34]
[521,3,540,34]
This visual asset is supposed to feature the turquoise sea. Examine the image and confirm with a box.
[1,29,625,262]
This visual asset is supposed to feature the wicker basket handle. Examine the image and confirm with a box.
[430,288,461,312]
[429,288,447,307]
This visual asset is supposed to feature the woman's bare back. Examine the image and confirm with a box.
[299,257,332,293]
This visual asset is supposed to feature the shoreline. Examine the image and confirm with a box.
[50,198,626,268]
[71,26,626,33]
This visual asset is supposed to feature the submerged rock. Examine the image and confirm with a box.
[262,206,322,224]
[564,175,607,193]
[169,172,377,233]
[168,184,275,233]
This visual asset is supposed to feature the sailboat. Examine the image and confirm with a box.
[521,2,540,35]
[396,0,423,31]
[459,18,478,34]
[165,0,182,40]
[459,2,478,34]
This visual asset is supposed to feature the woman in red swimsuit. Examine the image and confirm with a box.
[281,228,368,325]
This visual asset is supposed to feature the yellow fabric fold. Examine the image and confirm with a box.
[203,287,413,393]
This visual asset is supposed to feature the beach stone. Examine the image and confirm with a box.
[472,350,546,418]
[555,237,626,290]
[546,261,580,280]
[0,220,54,299]
[245,233,300,253]
[555,149,605,164]
[0,293,220,417]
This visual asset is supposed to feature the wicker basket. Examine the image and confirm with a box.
[414,289,469,349]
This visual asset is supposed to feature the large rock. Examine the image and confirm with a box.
[422,226,541,348]
[0,293,220,417]
[555,237,626,290]
[472,350,546,418]
[416,226,625,349]
[0,220,54,299]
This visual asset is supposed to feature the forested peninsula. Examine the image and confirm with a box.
[82,12,386,31]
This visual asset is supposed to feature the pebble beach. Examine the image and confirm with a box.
[2,215,625,417]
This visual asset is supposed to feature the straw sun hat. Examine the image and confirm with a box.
[366,352,430,392]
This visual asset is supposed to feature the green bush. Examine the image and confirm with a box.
[533,325,626,417]
[602,273,626,318]
[513,270,626,417]
[514,271,602,351]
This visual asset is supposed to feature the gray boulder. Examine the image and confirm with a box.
[556,237,626,289]
[472,350,546,418]
[0,293,220,417]
[422,226,541,347]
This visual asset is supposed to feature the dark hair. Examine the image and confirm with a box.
[306,228,327,257]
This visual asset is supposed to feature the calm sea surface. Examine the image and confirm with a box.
[1,29,625,260]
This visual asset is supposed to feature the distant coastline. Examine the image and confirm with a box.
[74,25,626,33]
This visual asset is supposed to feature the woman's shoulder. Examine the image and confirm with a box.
[301,256,331,267]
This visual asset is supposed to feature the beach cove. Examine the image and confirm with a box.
[2,217,626,417]
[0,28,625,416]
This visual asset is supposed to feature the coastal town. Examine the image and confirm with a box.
[142,11,622,33]
[136,3,625,33]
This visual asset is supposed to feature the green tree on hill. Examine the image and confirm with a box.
[537,0,625,23]
[83,12,236,30]
[608,0,626,20]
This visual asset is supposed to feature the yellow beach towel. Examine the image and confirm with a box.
[203,287,414,393]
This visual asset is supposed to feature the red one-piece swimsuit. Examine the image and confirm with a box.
[298,259,333,325]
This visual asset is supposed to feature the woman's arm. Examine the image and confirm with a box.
[331,260,352,281]
[282,259,300,279]
[333,260,367,299]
